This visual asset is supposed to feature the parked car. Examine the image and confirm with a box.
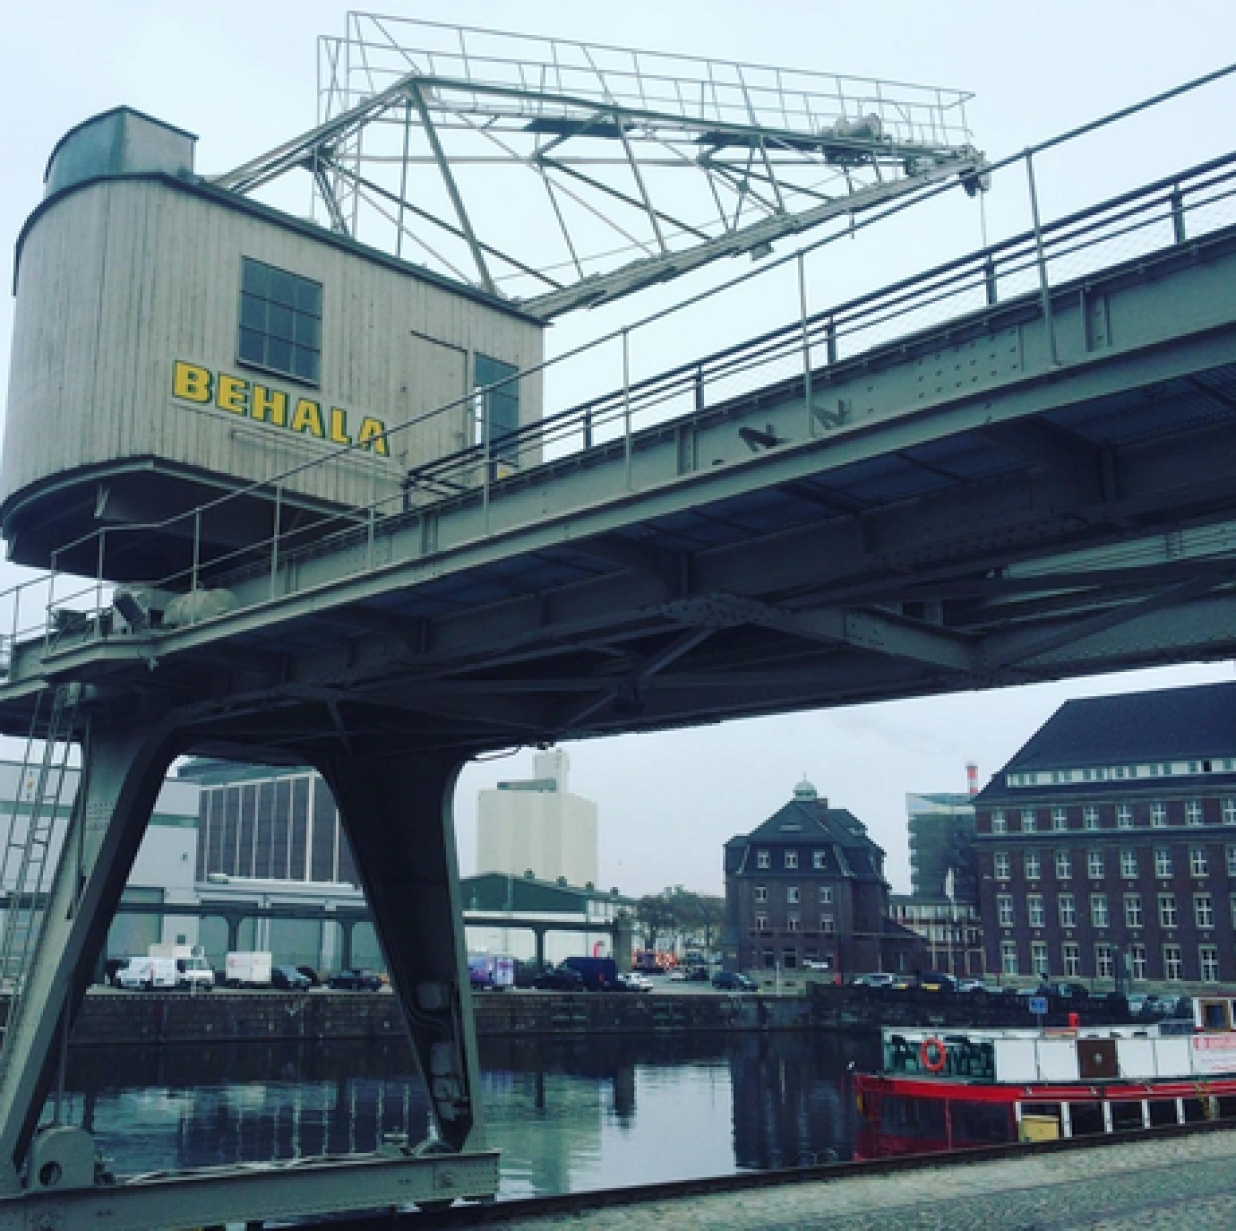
[271,965,311,990]
[685,966,712,982]
[917,971,958,993]
[328,968,383,991]
[802,959,833,972]
[532,965,585,992]
[851,972,898,988]
[296,965,322,987]
[712,971,758,992]
[614,972,652,993]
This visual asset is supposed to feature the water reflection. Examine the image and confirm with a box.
[57,1030,880,1196]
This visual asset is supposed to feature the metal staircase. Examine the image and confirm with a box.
[0,683,82,1024]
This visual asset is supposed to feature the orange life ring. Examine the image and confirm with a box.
[919,1036,947,1073]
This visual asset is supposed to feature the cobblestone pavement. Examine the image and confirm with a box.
[492,1129,1236,1229]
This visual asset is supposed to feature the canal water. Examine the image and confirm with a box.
[55,1031,879,1197]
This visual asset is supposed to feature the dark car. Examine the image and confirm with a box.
[711,971,758,992]
[296,965,322,987]
[271,964,311,991]
[532,965,585,991]
[328,968,383,991]
[917,971,958,993]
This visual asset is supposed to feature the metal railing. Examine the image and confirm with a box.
[2,69,1235,675]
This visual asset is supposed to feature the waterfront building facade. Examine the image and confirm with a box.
[974,682,1236,988]
[722,779,921,977]
[476,749,599,887]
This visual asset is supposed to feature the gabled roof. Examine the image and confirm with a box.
[976,681,1236,801]
[725,795,886,880]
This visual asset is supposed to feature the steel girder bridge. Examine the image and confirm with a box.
[0,17,1234,1229]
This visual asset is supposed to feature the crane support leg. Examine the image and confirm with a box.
[317,743,483,1153]
[0,722,180,1194]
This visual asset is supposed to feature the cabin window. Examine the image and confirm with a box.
[239,258,322,384]
[473,354,521,469]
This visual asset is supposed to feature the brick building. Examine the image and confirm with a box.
[722,779,921,977]
[974,682,1236,988]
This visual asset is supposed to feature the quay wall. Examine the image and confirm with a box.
[28,984,1135,1046]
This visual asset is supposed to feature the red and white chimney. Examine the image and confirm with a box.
[966,762,979,797]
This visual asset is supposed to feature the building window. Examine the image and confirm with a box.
[1055,850,1072,879]
[1031,942,1049,975]
[1021,809,1037,833]
[1130,944,1147,980]
[819,886,833,904]
[1224,799,1236,826]
[755,914,769,931]
[1201,945,1220,983]
[1084,806,1099,830]
[1088,850,1105,880]
[991,811,1007,834]
[1125,895,1143,928]
[994,852,1010,881]
[1190,846,1209,877]
[762,949,776,968]
[1117,804,1133,829]
[1151,801,1167,828]
[820,915,835,934]
[813,851,827,870]
[756,850,770,869]
[754,885,768,902]
[997,895,1015,926]
[1096,945,1114,979]
[1052,808,1068,832]
[1196,893,1215,929]
[239,258,323,384]
[1024,852,1041,881]
[1154,848,1172,878]
[1120,848,1138,879]
[1001,941,1019,976]
[1159,894,1178,928]
[1186,800,1204,826]
[1091,894,1109,928]
[784,851,798,870]
[1058,894,1076,928]
[1028,895,1045,928]
[1164,944,1183,981]
[786,886,800,904]
[1063,943,1080,977]
[787,914,801,932]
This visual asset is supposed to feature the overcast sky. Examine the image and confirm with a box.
[3,2,1235,897]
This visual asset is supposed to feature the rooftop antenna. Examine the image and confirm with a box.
[212,14,987,319]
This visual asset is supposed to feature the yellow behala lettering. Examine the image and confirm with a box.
[290,398,325,438]
[251,385,288,427]
[215,373,249,415]
[172,361,213,404]
[328,408,352,445]
[356,417,390,457]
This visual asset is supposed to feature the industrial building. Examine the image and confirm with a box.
[974,682,1236,988]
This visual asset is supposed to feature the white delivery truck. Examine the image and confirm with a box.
[225,951,273,988]
[148,943,215,990]
[116,956,179,991]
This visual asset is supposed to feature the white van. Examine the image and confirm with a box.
[116,956,178,990]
